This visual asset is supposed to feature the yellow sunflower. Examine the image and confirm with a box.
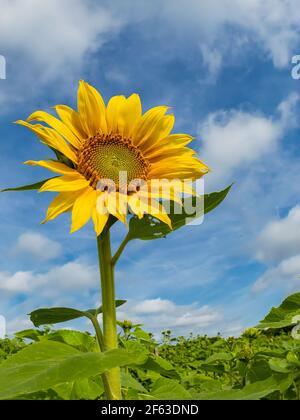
[16,80,209,235]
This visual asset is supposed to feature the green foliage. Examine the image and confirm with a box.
[0,292,299,400]
[1,178,56,192]
[127,185,232,240]
[256,292,300,330]
[29,300,126,327]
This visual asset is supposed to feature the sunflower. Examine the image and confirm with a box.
[16,81,209,235]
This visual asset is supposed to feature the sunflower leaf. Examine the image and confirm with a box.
[50,147,75,168]
[1,177,57,192]
[0,341,146,400]
[128,184,232,241]
[29,300,127,327]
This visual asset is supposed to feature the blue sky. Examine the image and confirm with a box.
[1,0,300,337]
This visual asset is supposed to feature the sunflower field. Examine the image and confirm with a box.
[0,292,299,401]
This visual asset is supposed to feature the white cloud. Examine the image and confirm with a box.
[0,0,123,112]
[0,260,97,294]
[252,254,300,293]
[159,0,300,69]
[14,232,62,261]
[257,206,300,263]
[0,0,121,78]
[0,270,45,293]
[200,94,299,186]
[117,298,222,335]
[133,298,175,314]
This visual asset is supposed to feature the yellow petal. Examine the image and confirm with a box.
[55,105,87,139]
[92,208,109,236]
[140,114,175,151]
[145,134,194,158]
[16,120,78,164]
[148,147,195,164]
[106,95,127,134]
[39,174,89,192]
[105,192,128,224]
[132,106,169,146]
[25,160,77,176]
[129,195,172,229]
[27,111,81,149]
[77,80,107,136]
[128,195,144,219]
[42,190,84,223]
[120,94,142,138]
[71,187,98,233]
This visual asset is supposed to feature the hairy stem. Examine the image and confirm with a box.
[97,230,121,400]
[111,233,131,267]
[90,315,112,399]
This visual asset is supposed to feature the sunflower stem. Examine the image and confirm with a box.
[97,230,121,400]
[90,315,113,399]
[111,233,131,267]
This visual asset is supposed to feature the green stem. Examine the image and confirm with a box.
[97,230,121,400]
[90,316,104,352]
[111,233,130,267]
[90,315,113,399]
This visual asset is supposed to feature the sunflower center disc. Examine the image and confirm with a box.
[77,133,150,190]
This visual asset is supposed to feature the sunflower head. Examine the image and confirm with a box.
[16,80,209,235]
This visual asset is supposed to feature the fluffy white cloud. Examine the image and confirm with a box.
[117,298,222,335]
[252,254,300,293]
[0,260,97,294]
[0,270,41,293]
[257,206,300,263]
[199,94,299,186]
[253,205,300,293]
[14,232,62,261]
[160,0,300,69]
[0,0,120,78]
[108,0,300,73]
[133,298,175,314]
[0,0,122,112]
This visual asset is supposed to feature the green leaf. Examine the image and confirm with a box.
[257,292,300,329]
[1,178,56,193]
[46,330,96,352]
[269,358,291,373]
[53,377,104,400]
[29,307,90,327]
[127,185,232,241]
[137,356,180,380]
[121,372,147,392]
[140,378,192,400]
[197,377,280,400]
[0,340,146,399]
[14,329,44,342]
[204,185,233,214]
[205,352,233,363]
[29,300,127,327]
[49,149,74,168]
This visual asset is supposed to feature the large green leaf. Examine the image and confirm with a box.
[46,330,96,352]
[137,356,180,380]
[121,372,147,392]
[53,377,104,400]
[128,185,231,240]
[256,292,300,329]
[140,378,192,400]
[0,340,146,399]
[1,178,56,193]
[29,300,127,327]
[197,377,280,400]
